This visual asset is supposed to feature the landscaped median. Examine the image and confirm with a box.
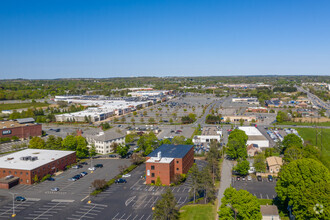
[90,163,139,196]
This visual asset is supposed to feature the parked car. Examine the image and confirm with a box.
[47,177,55,181]
[109,154,117,158]
[51,187,59,192]
[257,175,262,182]
[80,162,88,165]
[74,174,82,179]
[236,176,240,181]
[122,174,131,178]
[247,176,252,181]
[68,178,77,181]
[15,196,26,201]
[72,165,82,169]
[95,164,103,168]
[80,172,88,176]
[88,167,96,171]
[115,178,127,184]
[242,177,246,181]
[268,175,273,182]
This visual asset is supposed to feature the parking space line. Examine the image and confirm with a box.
[112,213,119,220]
[150,197,158,208]
[131,215,138,220]
[144,197,153,208]
[125,214,132,220]
[119,213,126,219]
[138,215,144,220]
[145,214,151,220]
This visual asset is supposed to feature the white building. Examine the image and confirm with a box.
[85,129,126,154]
[232,97,259,105]
[128,90,171,97]
[239,126,269,148]
[193,126,222,145]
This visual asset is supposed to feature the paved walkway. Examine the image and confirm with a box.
[217,158,233,217]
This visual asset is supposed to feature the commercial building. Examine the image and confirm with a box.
[0,118,42,140]
[0,149,76,188]
[128,90,172,97]
[247,107,268,113]
[145,144,194,185]
[265,100,281,108]
[193,126,222,145]
[239,126,269,148]
[224,116,257,123]
[85,129,126,154]
[232,97,259,105]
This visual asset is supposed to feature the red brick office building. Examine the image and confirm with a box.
[0,118,42,139]
[0,149,76,188]
[145,144,194,185]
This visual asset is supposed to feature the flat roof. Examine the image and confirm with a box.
[147,144,193,159]
[146,157,174,164]
[0,149,75,171]
[248,135,268,141]
[201,127,220,136]
[0,120,38,130]
[239,126,262,136]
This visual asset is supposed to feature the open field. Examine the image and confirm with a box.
[180,204,216,220]
[0,102,49,111]
[296,128,330,169]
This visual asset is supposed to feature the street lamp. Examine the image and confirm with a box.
[8,192,17,218]
[88,186,92,204]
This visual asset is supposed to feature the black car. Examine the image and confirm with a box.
[73,174,82,179]
[80,162,88,165]
[47,177,55,181]
[95,164,103,168]
[115,178,127,184]
[257,175,262,182]
[109,155,117,158]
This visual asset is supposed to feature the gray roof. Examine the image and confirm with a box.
[16,118,35,124]
[260,205,279,216]
[147,144,193,158]
[87,129,126,142]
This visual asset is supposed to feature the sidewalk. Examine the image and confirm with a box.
[217,158,233,218]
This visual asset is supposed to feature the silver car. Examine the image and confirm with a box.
[247,176,252,181]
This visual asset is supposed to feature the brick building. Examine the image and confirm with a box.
[145,144,194,185]
[0,118,42,139]
[0,149,76,189]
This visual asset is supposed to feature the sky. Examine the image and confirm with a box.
[0,0,330,79]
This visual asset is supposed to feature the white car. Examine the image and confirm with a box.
[88,167,96,171]
[122,174,131,178]
[51,187,60,192]
[247,176,252,181]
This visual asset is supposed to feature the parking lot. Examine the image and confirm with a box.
[232,176,277,199]
[0,158,131,203]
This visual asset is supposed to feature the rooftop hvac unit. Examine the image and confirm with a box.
[31,156,38,161]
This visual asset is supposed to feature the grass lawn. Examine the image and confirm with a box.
[180,204,216,220]
[277,121,330,126]
[258,199,273,205]
[0,102,49,111]
[296,128,330,169]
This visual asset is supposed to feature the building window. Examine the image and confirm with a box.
[176,168,179,171]
[3,170,5,173]
[20,179,23,182]
[9,171,11,174]
[176,161,179,164]
[151,166,155,170]
[20,172,22,175]
[151,173,155,177]
[151,180,155,184]
[26,172,28,175]
[15,171,17,175]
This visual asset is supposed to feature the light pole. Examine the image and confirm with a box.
[88,186,92,204]
[9,192,17,217]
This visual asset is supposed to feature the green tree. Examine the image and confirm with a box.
[282,134,303,153]
[153,188,179,220]
[234,159,250,176]
[62,135,77,150]
[200,166,216,204]
[276,111,289,123]
[239,118,244,126]
[54,137,63,150]
[89,144,96,157]
[29,136,46,149]
[125,133,137,143]
[45,135,57,149]
[148,117,155,124]
[253,153,266,173]
[218,187,262,220]
[75,136,89,158]
[33,174,39,183]
[188,163,201,203]
[283,146,303,163]
[276,159,330,219]
[116,144,129,157]
[171,136,186,145]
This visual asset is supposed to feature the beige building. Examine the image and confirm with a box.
[224,116,257,123]
[266,156,283,174]
[260,205,280,220]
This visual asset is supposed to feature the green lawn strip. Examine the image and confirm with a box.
[277,121,330,126]
[0,102,49,111]
[179,204,216,220]
[258,199,273,205]
[296,127,330,169]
